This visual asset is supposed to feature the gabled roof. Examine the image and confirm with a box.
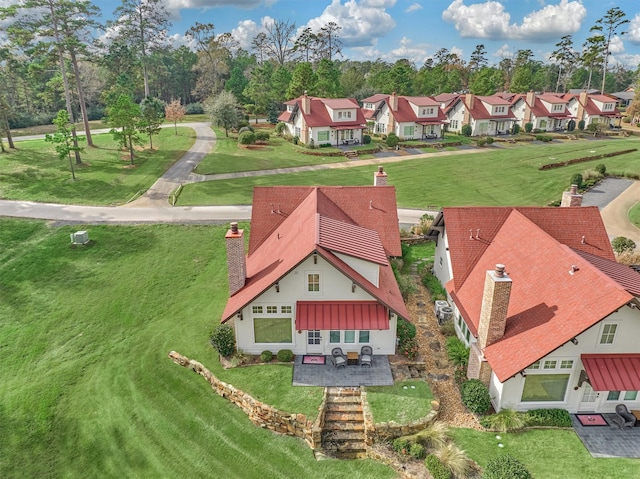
[434,207,634,382]
[458,95,516,120]
[286,95,367,129]
[387,96,448,124]
[362,93,390,105]
[221,186,408,322]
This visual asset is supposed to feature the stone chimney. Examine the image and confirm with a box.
[467,264,512,385]
[389,92,398,111]
[560,184,583,207]
[465,93,475,110]
[526,91,536,107]
[225,222,246,296]
[302,90,311,115]
[576,91,588,123]
[374,166,388,186]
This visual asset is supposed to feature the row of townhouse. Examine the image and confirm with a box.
[278,91,623,144]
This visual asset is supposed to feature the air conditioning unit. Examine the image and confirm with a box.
[434,300,450,318]
[439,306,454,324]
[70,230,89,245]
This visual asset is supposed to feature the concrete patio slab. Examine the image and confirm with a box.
[292,355,393,387]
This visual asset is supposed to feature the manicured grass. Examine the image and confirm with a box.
[367,380,434,423]
[0,219,393,478]
[194,127,347,174]
[628,201,640,228]
[0,127,195,205]
[178,137,640,208]
[450,428,640,479]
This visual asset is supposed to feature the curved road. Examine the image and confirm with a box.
[1,123,638,240]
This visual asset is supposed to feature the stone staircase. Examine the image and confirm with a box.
[321,387,367,459]
[343,150,359,160]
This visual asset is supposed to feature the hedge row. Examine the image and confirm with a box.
[539,149,637,170]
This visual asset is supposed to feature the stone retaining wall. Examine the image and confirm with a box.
[169,351,318,449]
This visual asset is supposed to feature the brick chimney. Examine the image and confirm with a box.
[560,184,583,207]
[465,93,475,110]
[302,91,311,115]
[467,264,512,385]
[374,166,388,186]
[576,91,588,123]
[526,91,536,107]
[389,92,398,111]
[225,222,246,296]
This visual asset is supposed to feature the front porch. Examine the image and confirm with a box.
[292,354,394,387]
[572,414,640,458]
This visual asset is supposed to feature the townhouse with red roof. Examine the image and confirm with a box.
[361,93,389,126]
[365,93,448,139]
[426,190,640,413]
[277,93,366,146]
[220,167,409,356]
[565,91,623,129]
[445,94,517,136]
[511,92,575,131]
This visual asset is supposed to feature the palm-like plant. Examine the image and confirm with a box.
[435,443,470,478]
[482,408,526,432]
[407,421,449,449]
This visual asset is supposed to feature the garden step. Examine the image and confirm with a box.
[327,387,361,396]
[326,395,362,404]
[324,430,365,441]
[324,411,364,423]
[325,403,363,414]
[323,420,365,431]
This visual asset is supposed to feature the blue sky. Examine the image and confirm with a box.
[92,0,640,68]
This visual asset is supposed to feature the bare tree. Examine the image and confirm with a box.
[591,7,628,94]
[251,32,268,64]
[316,22,343,61]
[262,19,296,66]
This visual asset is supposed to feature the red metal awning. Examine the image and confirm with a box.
[296,301,389,330]
[416,120,446,125]
[581,354,640,391]
[331,124,365,130]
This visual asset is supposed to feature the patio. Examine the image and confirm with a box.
[292,354,394,387]
[572,414,640,458]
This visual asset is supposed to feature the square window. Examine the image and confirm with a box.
[344,331,355,343]
[254,318,292,343]
[543,360,557,369]
[329,331,340,343]
[307,273,320,292]
[560,360,573,369]
[281,306,292,314]
[600,324,617,344]
[359,331,370,343]
[266,306,277,314]
[317,131,329,142]
[528,361,541,370]
[252,306,263,314]
[607,391,621,401]
[624,391,638,401]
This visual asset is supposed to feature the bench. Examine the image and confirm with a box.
[423,133,438,140]
[341,138,360,145]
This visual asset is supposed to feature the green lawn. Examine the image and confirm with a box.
[367,380,434,423]
[0,219,394,478]
[194,127,347,175]
[628,201,640,228]
[178,137,640,208]
[450,428,640,479]
[0,128,195,205]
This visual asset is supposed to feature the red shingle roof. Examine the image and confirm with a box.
[388,96,448,124]
[287,96,367,129]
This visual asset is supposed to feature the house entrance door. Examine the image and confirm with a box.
[578,383,599,412]
[306,330,322,354]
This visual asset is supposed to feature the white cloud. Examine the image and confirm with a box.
[386,36,430,63]
[405,3,422,13]
[629,14,640,44]
[231,19,261,50]
[608,36,624,55]
[303,0,396,48]
[166,0,264,9]
[493,43,512,59]
[442,0,586,42]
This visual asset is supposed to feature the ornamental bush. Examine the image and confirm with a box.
[486,136,494,144]
[277,349,293,362]
[511,123,520,135]
[425,455,452,479]
[578,119,585,131]
[570,173,583,188]
[255,131,270,142]
[524,408,572,427]
[397,319,417,344]
[275,121,287,136]
[398,337,419,359]
[461,124,472,137]
[480,408,525,432]
[386,132,399,147]
[482,454,532,479]
[210,324,236,357]
[446,337,470,368]
[409,442,426,459]
[567,119,576,131]
[238,130,256,145]
[612,236,636,255]
[595,163,606,175]
[524,122,533,133]
[260,350,273,362]
[238,124,252,133]
[461,379,491,415]
[363,134,371,144]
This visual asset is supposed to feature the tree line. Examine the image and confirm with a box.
[0,2,636,155]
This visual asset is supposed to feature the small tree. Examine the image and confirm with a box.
[567,119,576,131]
[210,324,236,357]
[511,123,520,135]
[45,109,84,180]
[139,97,164,150]
[612,236,636,255]
[386,132,399,147]
[461,124,472,137]
[205,90,240,137]
[524,122,533,133]
[165,99,186,135]
[275,121,287,136]
[571,173,583,188]
[107,94,143,165]
[578,119,585,131]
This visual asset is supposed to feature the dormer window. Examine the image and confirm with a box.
[599,323,617,344]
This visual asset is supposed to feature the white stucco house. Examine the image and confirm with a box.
[511,92,574,131]
[426,191,640,413]
[565,91,623,128]
[445,94,516,136]
[220,168,409,357]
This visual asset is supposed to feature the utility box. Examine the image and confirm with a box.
[70,231,89,245]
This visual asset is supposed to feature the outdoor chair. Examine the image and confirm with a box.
[613,404,636,429]
[360,346,372,367]
[331,348,347,369]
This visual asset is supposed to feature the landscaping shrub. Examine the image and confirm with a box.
[411,421,449,449]
[409,442,426,459]
[440,321,456,337]
[255,131,270,142]
[612,236,636,255]
[461,124,472,137]
[398,337,419,359]
[578,119,585,131]
[238,130,256,145]
[260,350,273,362]
[397,318,417,344]
[276,349,293,362]
[392,437,411,455]
[524,122,533,133]
[483,454,532,479]
[363,134,371,144]
[481,408,525,432]
[567,119,576,131]
[435,443,470,478]
[293,135,299,145]
[570,173,583,188]
[477,138,486,147]
[535,134,553,142]
[395,272,417,300]
[238,125,253,134]
[446,337,469,368]
[412,213,434,235]
[421,270,447,301]
[185,102,204,114]
[461,379,491,415]
[425,455,452,479]
[386,132,399,147]
[275,122,287,136]
[486,136,494,144]
[595,163,606,175]
[210,324,236,357]
[511,124,520,135]
[524,408,572,427]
